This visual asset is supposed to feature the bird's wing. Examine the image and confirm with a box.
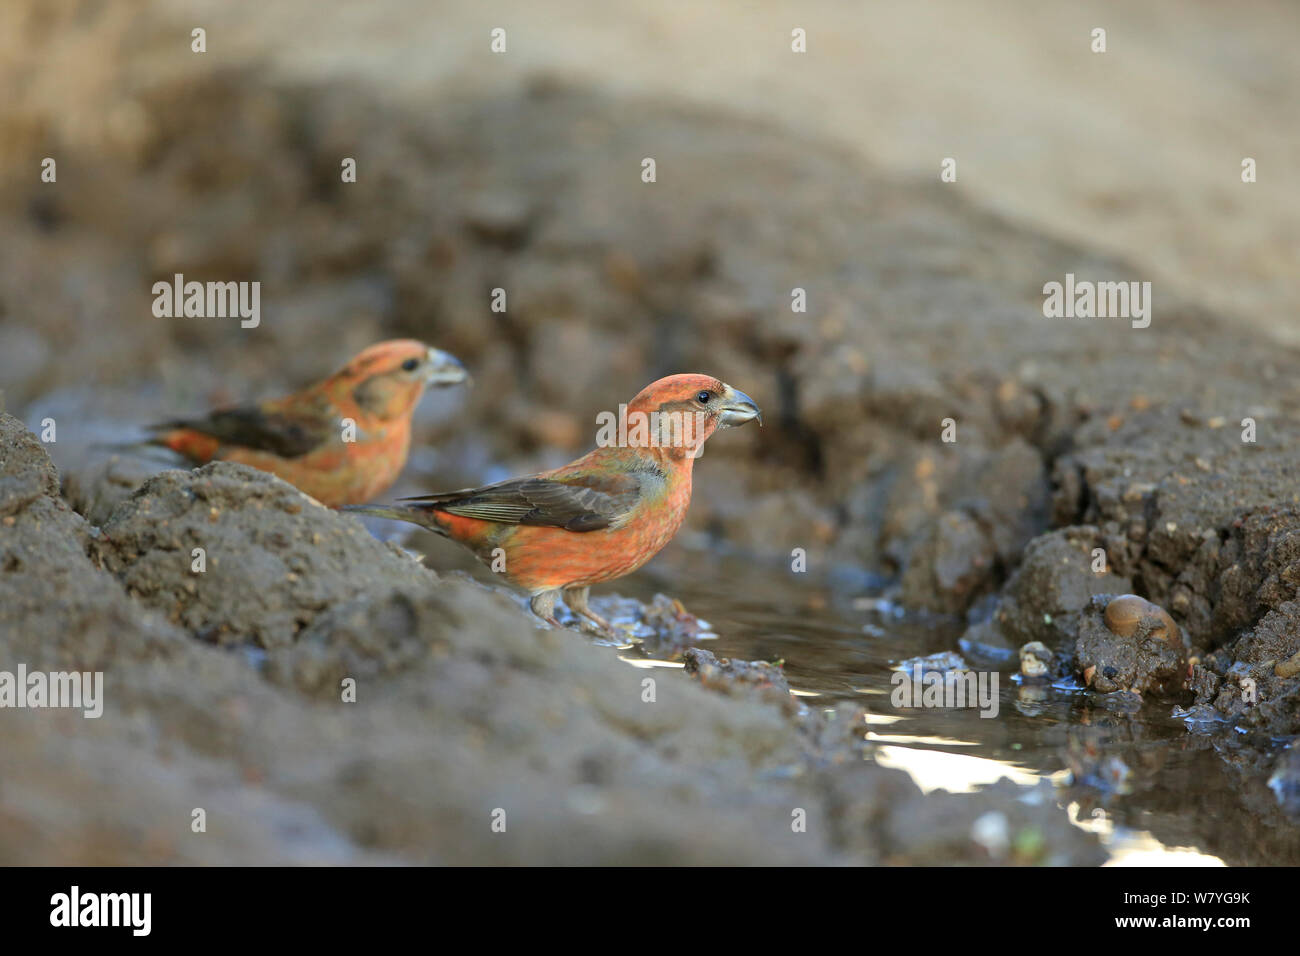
[150,398,336,459]
[399,469,646,532]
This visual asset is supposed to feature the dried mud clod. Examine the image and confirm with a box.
[91,461,435,649]
[959,526,1131,665]
[1192,600,1300,738]
[1075,593,1188,696]
[1018,641,1054,679]
[682,647,792,703]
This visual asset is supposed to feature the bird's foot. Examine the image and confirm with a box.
[530,591,563,629]
[560,587,619,638]
[578,617,623,640]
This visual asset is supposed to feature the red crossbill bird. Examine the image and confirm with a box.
[143,339,467,507]
[346,374,762,631]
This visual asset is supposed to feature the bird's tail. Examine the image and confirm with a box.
[340,503,445,533]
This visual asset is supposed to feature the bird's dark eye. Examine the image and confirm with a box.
[401,358,420,372]
[697,391,711,403]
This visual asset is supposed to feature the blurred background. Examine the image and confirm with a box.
[3,0,1297,574]
[2,0,1299,865]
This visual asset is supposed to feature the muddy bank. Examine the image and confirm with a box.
[2,1,1298,858]
[958,403,1300,820]
[0,416,1102,864]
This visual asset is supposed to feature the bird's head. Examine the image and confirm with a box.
[335,339,468,422]
[623,373,762,457]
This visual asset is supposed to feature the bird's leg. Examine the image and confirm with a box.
[529,590,562,628]
[564,586,615,636]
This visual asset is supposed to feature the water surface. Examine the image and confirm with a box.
[615,550,1299,866]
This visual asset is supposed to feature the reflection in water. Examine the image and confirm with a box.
[613,549,1291,865]
[874,744,1052,789]
[1069,804,1225,867]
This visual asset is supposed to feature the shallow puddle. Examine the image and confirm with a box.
[614,550,1300,866]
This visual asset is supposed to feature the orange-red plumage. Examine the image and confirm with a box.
[347,373,762,630]
[147,339,467,507]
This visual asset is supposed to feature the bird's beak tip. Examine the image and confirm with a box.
[424,348,470,387]
[719,386,762,429]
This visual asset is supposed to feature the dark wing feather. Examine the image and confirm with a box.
[151,403,335,459]
[399,472,644,532]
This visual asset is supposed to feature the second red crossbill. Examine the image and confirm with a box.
[144,339,467,506]
[346,373,762,631]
